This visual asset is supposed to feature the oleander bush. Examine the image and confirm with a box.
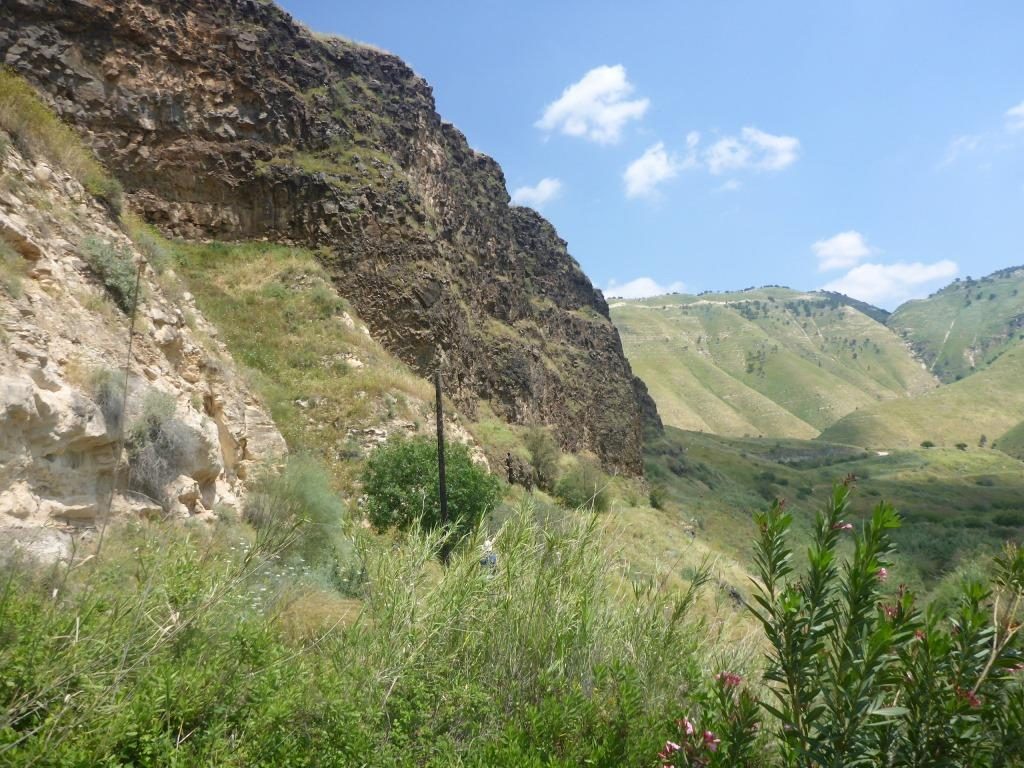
[654,482,1024,768]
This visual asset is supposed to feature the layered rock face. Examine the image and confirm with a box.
[0,0,659,473]
[0,139,286,559]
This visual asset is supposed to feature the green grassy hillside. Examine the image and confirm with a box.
[995,420,1024,461]
[611,288,936,438]
[887,266,1024,383]
[647,427,1024,585]
[819,342,1024,449]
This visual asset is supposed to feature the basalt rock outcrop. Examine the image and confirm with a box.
[0,0,659,474]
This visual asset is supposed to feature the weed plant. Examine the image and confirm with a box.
[0,500,723,766]
[81,238,138,313]
[0,69,122,212]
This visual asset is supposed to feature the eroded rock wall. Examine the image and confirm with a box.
[0,0,658,474]
[0,138,286,559]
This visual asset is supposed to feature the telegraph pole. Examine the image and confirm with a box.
[434,348,449,561]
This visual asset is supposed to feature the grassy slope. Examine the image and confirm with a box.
[888,266,1024,383]
[165,236,760,609]
[647,427,1024,587]
[995,420,1024,461]
[612,288,936,438]
[819,342,1024,449]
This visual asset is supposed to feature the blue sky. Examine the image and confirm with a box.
[277,1,1024,308]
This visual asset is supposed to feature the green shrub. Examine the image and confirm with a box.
[0,68,122,212]
[920,440,936,448]
[81,238,138,313]
[524,427,560,491]
[554,459,610,513]
[244,456,361,591]
[649,481,668,510]
[88,367,124,432]
[0,501,719,766]
[126,390,198,509]
[362,436,501,543]
[124,216,174,274]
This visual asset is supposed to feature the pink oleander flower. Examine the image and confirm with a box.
[703,730,720,752]
[658,740,681,761]
[915,629,926,641]
[956,686,982,709]
[883,604,897,619]
[877,567,888,582]
[716,671,742,688]
[678,716,695,736]
[832,522,854,531]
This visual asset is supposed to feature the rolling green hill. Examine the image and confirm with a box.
[646,427,1024,585]
[819,342,1024,449]
[887,266,1024,383]
[611,288,936,438]
[994,420,1024,461]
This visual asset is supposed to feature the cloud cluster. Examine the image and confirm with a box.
[704,127,800,175]
[813,230,957,307]
[941,99,1024,167]
[812,231,874,271]
[624,142,685,198]
[623,127,799,198]
[605,276,686,299]
[822,260,959,307]
[510,177,563,209]
[1007,101,1024,132]
[536,65,649,144]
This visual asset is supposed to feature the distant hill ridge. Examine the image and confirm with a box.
[888,264,1024,383]
[613,267,1024,452]
[611,286,936,439]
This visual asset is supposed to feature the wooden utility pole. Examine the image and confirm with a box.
[434,353,448,531]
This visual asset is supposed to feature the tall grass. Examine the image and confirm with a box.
[0,500,723,766]
[0,69,122,213]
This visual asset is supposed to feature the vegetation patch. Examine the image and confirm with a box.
[81,237,138,313]
[362,436,500,544]
[0,68,122,212]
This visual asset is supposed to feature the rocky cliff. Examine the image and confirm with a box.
[0,133,286,560]
[0,0,659,474]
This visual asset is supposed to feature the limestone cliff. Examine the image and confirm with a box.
[0,136,286,560]
[0,0,659,474]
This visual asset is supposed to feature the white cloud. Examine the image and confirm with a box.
[717,179,742,192]
[941,134,982,166]
[536,65,649,144]
[1006,101,1024,132]
[812,230,875,272]
[705,136,751,175]
[742,127,801,171]
[822,260,959,307]
[703,127,800,175]
[606,277,687,299]
[623,142,685,198]
[510,177,563,208]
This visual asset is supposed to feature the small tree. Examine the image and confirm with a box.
[524,427,560,491]
[362,437,500,542]
[554,459,610,513]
